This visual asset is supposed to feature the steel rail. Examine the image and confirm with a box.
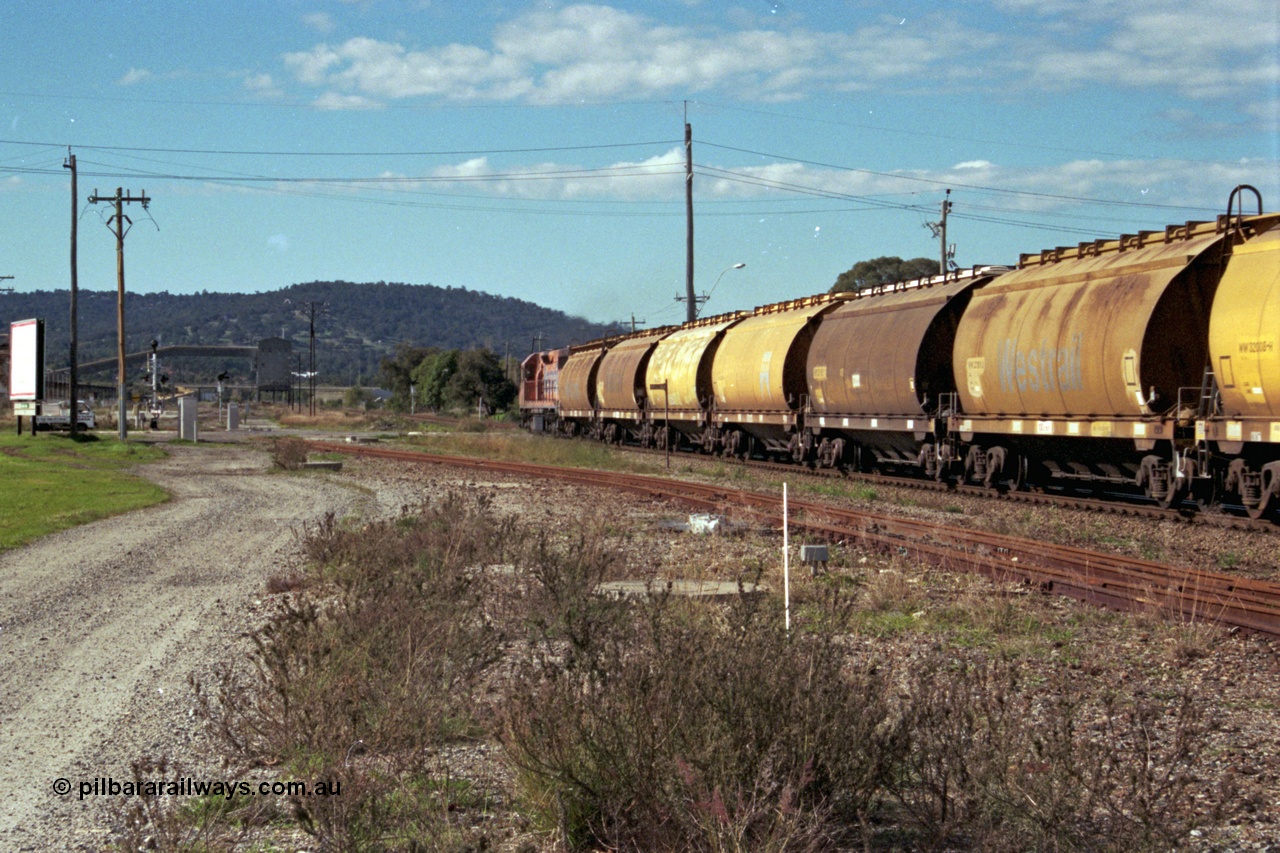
[614,443,1277,531]
[313,442,1280,638]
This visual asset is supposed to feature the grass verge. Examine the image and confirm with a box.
[0,433,168,551]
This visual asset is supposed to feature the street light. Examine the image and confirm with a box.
[697,262,746,318]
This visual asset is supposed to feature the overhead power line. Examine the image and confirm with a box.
[0,136,681,157]
[698,141,1224,213]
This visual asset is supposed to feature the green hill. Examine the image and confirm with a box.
[1,281,617,385]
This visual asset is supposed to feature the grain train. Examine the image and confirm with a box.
[520,186,1280,518]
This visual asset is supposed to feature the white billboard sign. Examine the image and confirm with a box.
[9,318,44,401]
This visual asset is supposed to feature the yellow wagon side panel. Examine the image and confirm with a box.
[955,231,1224,418]
[646,318,741,412]
[712,302,834,413]
[1211,226,1280,418]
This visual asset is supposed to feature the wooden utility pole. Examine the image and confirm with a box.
[88,187,151,439]
[64,151,78,428]
[684,104,696,322]
[939,188,952,276]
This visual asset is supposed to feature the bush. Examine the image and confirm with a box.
[268,437,308,470]
[502,547,895,851]
[195,494,514,850]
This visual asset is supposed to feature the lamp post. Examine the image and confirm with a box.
[697,262,746,318]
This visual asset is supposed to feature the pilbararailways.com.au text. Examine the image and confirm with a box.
[54,776,342,800]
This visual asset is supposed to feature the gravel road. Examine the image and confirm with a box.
[0,442,396,851]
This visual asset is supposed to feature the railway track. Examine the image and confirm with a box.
[313,441,1280,639]
[619,442,1277,531]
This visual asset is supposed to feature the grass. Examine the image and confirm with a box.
[0,433,169,551]
[403,429,673,475]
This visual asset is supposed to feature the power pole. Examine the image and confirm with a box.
[64,151,78,428]
[293,301,325,416]
[0,274,13,294]
[684,103,696,322]
[939,189,952,275]
[88,187,151,440]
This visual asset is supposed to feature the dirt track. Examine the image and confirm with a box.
[0,442,393,851]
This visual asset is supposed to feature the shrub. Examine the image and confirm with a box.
[268,437,308,470]
[502,549,896,852]
[195,493,513,850]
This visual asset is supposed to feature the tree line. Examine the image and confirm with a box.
[378,344,515,415]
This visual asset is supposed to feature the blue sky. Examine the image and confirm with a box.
[1,0,1277,328]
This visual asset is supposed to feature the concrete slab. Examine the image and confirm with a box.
[597,579,767,600]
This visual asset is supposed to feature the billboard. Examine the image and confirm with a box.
[9,319,44,401]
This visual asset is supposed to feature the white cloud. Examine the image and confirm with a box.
[281,4,972,106]
[312,91,381,110]
[329,146,1272,221]
[270,1,1276,132]
[303,12,335,34]
[268,234,289,252]
[118,68,152,86]
[1000,0,1279,101]
[243,73,283,99]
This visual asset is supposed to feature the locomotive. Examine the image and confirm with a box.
[520,187,1280,518]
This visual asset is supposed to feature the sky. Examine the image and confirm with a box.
[0,0,1277,330]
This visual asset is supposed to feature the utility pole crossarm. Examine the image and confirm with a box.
[86,186,154,439]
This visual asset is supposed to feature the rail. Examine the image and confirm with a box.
[312,441,1280,639]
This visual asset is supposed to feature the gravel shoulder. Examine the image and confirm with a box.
[0,442,401,851]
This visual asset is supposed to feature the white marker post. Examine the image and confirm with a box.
[783,482,790,634]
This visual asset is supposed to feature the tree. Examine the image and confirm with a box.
[830,256,939,293]
[411,349,459,411]
[378,343,437,410]
[443,348,516,414]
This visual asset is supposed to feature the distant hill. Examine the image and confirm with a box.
[0,281,618,384]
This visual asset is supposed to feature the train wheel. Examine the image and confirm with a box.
[982,447,1007,490]
[1157,468,1187,510]
[1245,466,1277,519]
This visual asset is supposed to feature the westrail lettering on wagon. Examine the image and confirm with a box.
[997,333,1085,395]
[1239,340,1276,354]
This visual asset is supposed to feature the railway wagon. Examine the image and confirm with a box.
[643,312,748,448]
[593,328,676,445]
[1201,201,1280,516]
[802,267,1003,474]
[518,347,568,432]
[707,294,849,459]
[951,202,1280,509]
[521,186,1280,519]
[557,342,608,437]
